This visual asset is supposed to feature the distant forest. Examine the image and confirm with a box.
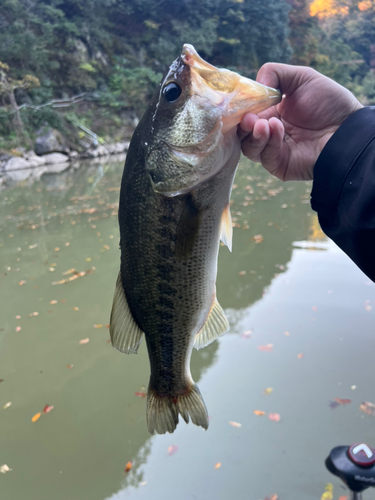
[0,0,374,149]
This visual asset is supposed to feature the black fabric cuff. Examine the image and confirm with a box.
[311,106,375,217]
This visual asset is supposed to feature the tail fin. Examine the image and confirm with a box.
[147,384,209,434]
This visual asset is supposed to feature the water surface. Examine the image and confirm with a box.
[0,158,374,500]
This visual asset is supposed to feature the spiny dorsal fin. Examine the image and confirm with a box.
[110,272,143,354]
[193,298,229,350]
[220,204,233,252]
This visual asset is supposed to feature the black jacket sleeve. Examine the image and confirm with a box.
[311,106,375,282]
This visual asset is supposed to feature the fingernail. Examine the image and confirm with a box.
[253,129,261,140]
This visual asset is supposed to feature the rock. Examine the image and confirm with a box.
[34,127,69,155]
[23,151,46,166]
[69,151,79,158]
[42,153,70,165]
[96,145,109,156]
[4,157,32,181]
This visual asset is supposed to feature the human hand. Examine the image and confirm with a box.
[240,63,363,181]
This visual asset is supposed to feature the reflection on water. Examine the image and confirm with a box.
[0,158,374,500]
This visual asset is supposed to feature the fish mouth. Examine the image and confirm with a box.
[181,44,281,132]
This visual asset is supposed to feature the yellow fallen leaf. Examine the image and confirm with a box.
[264,387,273,395]
[93,324,102,328]
[229,421,242,428]
[214,462,221,469]
[72,307,79,311]
[253,410,265,416]
[0,464,11,473]
[31,412,41,423]
[3,402,11,409]
[321,483,333,500]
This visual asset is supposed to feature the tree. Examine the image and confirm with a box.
[0,62,40,139]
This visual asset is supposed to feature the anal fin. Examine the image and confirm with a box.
[220,203,233,251]
[110,272,143,354]
[194,298,229,350]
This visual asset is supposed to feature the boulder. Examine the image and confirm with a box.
[23,151,46,166]
[34,127,69,155]
[4,157,32,182]
[42,153,70,165]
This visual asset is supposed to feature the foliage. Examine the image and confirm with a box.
[0,0,374,147]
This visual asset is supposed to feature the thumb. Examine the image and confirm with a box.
[256,62,315,97]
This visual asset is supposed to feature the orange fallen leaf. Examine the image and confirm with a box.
[360,401,375,416]
[258,344,273,352]
[66,364,74,369]
[167,445,178,456]
[265,495,278,500]
[339,497,348,500]
[79,338,89,345]
[135,392,147,398]
[253,410,266,416]
[18,280,27,286]
[334,398,351,405]
[54,247,60,252]
[15,326,21,332]
[50,300,58,305]
[214,462,221,469]
[43,405,54,414]
[124,461,132,473]
[297,353,304,359]
[229,421,242,428]
[238,271,246,276]
[268,413,281,422]
[31,412,41,422]
[252,234,263,244]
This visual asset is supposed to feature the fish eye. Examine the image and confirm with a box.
[163,82,182,103]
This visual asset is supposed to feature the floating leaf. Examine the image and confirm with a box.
[124,461,132,473]
[252,234,263,244]
[334,398,351,405]
[15,326,21,332]
[3,402,11,409]
[238,271,246,276]
[360,401,375,416]
[297,353,304,359]
[240,330,252,339]
[50,300,58,305]
[72,307,79,311]
[264,495,278,500]
[321,483,333,500]
[28,312,39,317]
[43,405,54,414]
[18,280,27,286]
[93,324,102,328]
[167,445,178,456]
[284,331,290,336]
[264,388,273,395]
[79,338,89,345]
[0,464,11,474]
[312,306,318,311]
[54,247,60,252]
[258,344,273,352]
[15,315,21,319]
[135,392,147,398]
[66,364,74,369]
[229,421,242,428]
[253,410,265,416]
[31,412,41,422]
[214,462,221,469]
[339,497,348,500]
[268,413,281,422]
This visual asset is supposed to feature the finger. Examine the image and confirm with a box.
[238,113,258,141]
[256,62,314,97]
[260,117,288,178]
[241,119,270,162]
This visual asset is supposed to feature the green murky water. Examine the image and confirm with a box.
[0,158,374,500]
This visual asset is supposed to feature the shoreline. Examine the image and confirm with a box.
[0,141,129,188]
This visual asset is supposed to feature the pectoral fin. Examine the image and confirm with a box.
[194,298,229,350]
[110,272,143,354]
[220,204,233,251]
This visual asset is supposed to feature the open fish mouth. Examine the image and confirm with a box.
[181,44,281,133]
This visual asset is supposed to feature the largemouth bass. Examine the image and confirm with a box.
[110,44,281,434]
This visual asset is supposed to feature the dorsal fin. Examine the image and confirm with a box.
[220,204,233,251]
[110,272,143,354]
[193,298,229,350]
